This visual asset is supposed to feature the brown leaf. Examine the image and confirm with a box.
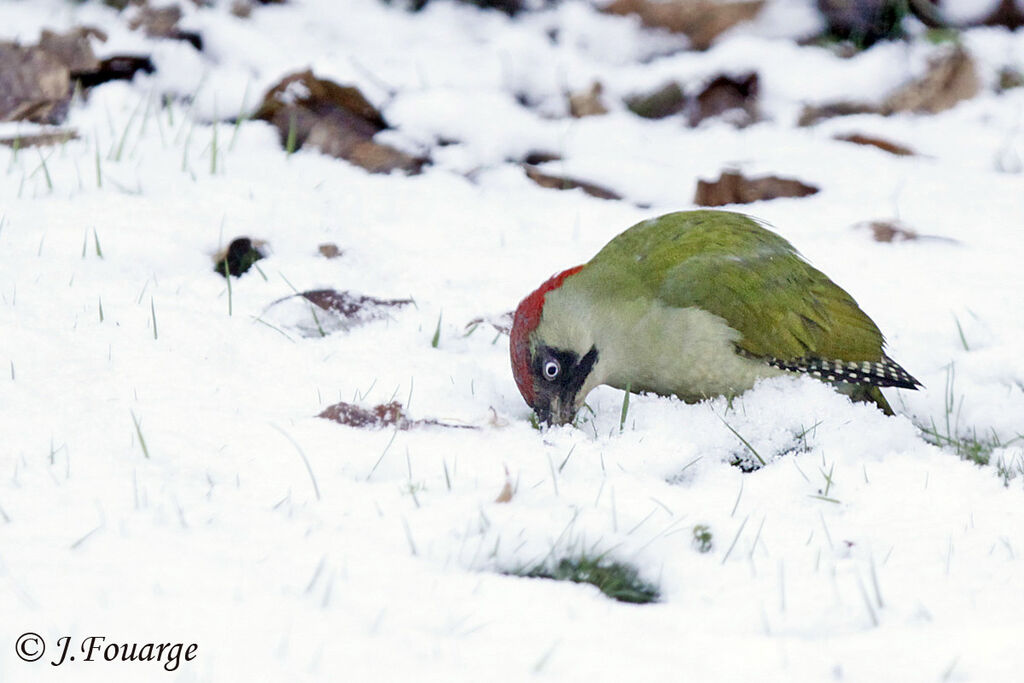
[495,478,514,503]
[318,401,411,430]
[129,5,183,37]
[798,48,978,126]
[859,220,918,243]
[298,289,413,317]
[128,4,203,49]
[688,72,758,127]
[981,0,1024,30]
[833,133,915,156]
[230,0,254,18]
[797,101,880,127]
[38,27,104,73]
[0,43,71,124]
[266,289,413,336]
[694,170,818,206]
[883,46,979,115]
[255,70,426,174]
[853,219,958,244]
[317,400,477,430]
[568,82,608,118]
[604,0,764,50]
[523,164,622,200]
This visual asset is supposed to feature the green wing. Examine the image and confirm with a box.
[591,211,886,362]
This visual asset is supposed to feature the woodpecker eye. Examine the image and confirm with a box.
[542,359,561,381]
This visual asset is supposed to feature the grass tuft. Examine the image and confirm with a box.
[511,555,659,604]
[718,412,765,468]
[919,364,1024,470]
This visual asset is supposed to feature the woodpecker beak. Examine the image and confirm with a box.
[534,395,579,427]
[530,345,599,427]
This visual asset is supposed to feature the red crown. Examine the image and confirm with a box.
[509,265,584,406]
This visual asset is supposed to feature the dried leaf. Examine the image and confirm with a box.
[604,0,764,50]
[0,43,71,124]
[569,82,608,118]
[299,289,413,317]
[318,400,476,430]
[319,401,411,430]
[798,101,880,127]
[860,220,918,242]
[230,0,253,18]
[129,5,183,37]
[523,165,622,200]
[688,72,758,127]
[694,170,818,206]
[883,46,978,115]
[495,479,514,503]
[981,0,1024,30]
[264,289,413,337]
[128,4,203,50]
[38,27,104,73]
[833,133,915,156]
[798,48,977,126]
[853,219,958,244]
[255,70,426,174]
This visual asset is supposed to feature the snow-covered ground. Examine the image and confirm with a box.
[2,0,1024,680]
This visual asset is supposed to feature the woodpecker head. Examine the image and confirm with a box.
[510,266,601,426]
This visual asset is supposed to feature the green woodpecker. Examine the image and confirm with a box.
[510,210,920,425]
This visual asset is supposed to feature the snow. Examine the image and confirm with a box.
[2,0,1024,681]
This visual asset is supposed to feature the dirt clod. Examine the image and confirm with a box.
[214,238,265,277]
